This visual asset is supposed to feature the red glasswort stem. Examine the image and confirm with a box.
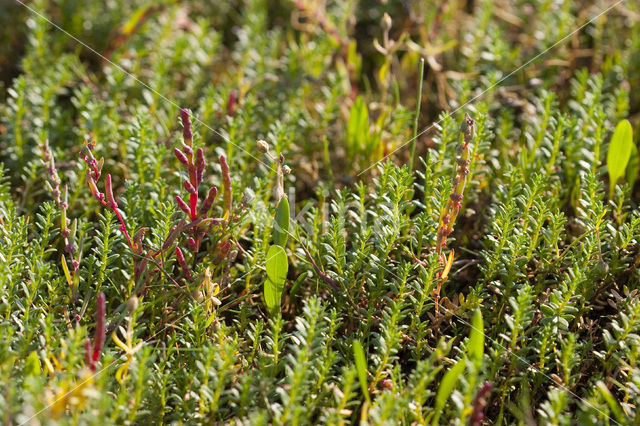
[175,247,193,281]
[97,175,135,250]
[86,292,106,371]
[92,292,106,364]
[190,193,198,220]
[469,382,492,426]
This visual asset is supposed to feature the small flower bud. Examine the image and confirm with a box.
[282,165,291,175]
[127,295,139,314]
[382,13,392,32]
[257,139,270,153]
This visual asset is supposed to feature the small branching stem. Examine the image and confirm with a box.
[433,113,474,313]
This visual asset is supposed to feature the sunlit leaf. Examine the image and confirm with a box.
[607,119,633,197]
[353,340,371,403]
[264,245,288,315]
[468,309,484,367]
[273,196,290,247]
[433,359,466,425]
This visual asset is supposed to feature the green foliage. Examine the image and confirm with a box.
[352,339,370,404]
[0,0,640,424]
[607,119,634,197]
[272,196,290,248]
[264,245,288,316]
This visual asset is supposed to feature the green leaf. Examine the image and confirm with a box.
[353,340,370,403]
[607,119,634,197]
[264,245,288,315]
[272,196,290,247]
[24,351,40,376]
[468,309,484,366]
[347,96,369,160]
[432,359,466,425]
[595,381,625,423]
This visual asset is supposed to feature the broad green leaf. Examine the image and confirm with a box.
[468,309,484,366]
[347,96,369,159]
[353,340,371,403]
[264,245,288,315]
[607,119,633,197]
[272,196,290,247]
[595,381,625,423]
[432,359,466,425]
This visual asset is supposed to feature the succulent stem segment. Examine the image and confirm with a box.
[81,108,233,294]
[433,113,474,313]
[42,140,82,303]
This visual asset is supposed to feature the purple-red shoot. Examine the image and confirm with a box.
[85,292,106,371]
[469,381,492,426]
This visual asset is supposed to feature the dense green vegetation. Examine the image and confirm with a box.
[1,0,640,424]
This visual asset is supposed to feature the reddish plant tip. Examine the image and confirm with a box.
[84,340,94,370]
[181,108,193,145]
[175,247,193,281]
[469,381,492,426]
[195,148,205,171]
[188,237,197,252]
[92,292,106,363]
[184,180,197,195]
[227,90,237,117]
[176,195,191,215]
[174,148,189,166]
[199,186,218,216]
[105,174,117,209]
[86,170,103,202]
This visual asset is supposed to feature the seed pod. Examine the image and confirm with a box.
[257,139,270,153]
[127,295,139,314]
[382,13,392,32]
